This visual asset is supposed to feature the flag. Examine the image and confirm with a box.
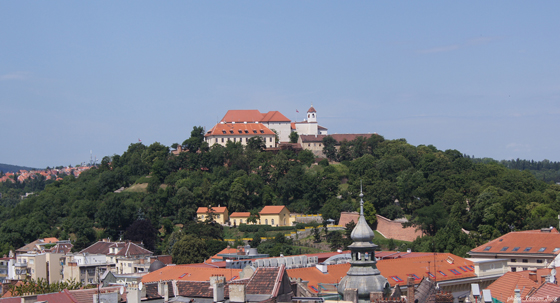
[296,109,299,113]
[138,138,141,142]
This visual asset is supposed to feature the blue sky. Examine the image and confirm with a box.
[1,2,559,168]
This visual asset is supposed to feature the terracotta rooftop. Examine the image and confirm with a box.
[142,265,242,283]
[68,286,125,303]
[205,122,276,137]
[307,106,316,113]
[470,228,560,255]
[79,241,152,256]
[246,266,285,295]
[220,109,291,123]
[16,237,60,253]
[109,242,152,257]
[486,271,539,303]
[259,205,288,215]
[287,263,350,293]
[230,212,251,218]
[197,206,228,214]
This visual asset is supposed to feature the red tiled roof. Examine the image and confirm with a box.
[79,241,115,254]
[307,106,316,113]
[205,123,275,137]
[470,228,560,255]
[287,263,350,293]
[261,111,291,122]
[525,283,560,303]
[221,110,264,123]
[142,265,242,283]
[486,271,539,303]
[230,212,251,218]
[197,206,228,214]
[246,266,284,295]
[259,206,288,215]
[111,242,152,257]
[69,287,124,303]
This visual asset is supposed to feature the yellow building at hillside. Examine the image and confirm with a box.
[259,206,293,227]
[230,212,252,225]
[197,206,229,225]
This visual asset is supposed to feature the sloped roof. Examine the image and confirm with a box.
[525,283,560,303]
[287,263,350,293]
[486,271,539,303]
[16,237,60,253]
[197,206,228,214]
[377,253,476,287]
[68,287,125,303]
[259,206,288,215]
[307,106,316,113]
[146,281,175,299]
[261,111,291,122]
[205,123,275,137]
[79,241,114,254]
[230,212,251,218]
[142,265,242,283]
[470,228,560,255]
[111,242,152,257]
[299,134,376,143]
[221,110,264,123]
[246,266,284,295]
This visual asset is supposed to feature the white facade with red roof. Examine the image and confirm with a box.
[468,227,560,272]
[293,106,328,137]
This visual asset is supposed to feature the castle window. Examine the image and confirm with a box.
[230,130,234,134]
[221,138,224,143]
[238,130,242,134]
[253,130,257,134]
[222,130,226,134]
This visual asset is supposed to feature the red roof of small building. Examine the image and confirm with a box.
[221,110,265,123]
[197,206,228,214]
[259,206,289,215]
[470,228,560,255]
[486,271,539,303]
[307,106,316,113]
[230,212,251,218]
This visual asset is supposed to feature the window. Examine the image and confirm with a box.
[524,247,532,252]
[217,214,220,219]
[29,259,34,264]
[410,274,420,280]
[537,260,543,264]
[390,276,403,282]
[222,130,226,134]
[511,267,517,272]
[238,130,242,134]
[438,271,447,276]
[253,130,257,134]
[511,259,517,263]
[270,137,272,142]
[512,247,520,252]
[233,219,236,224]
[500,247,509,251]
[459,266,468,272]
[233,138,236,142]
[221,138,224,143]
[179,273,188,278]
[449,269,461,275]
[426,272,435,278]
[265,219,268,224]
[230,130,234,134]
[271,219,275,225]
[484,246,491,251]
[522,259,528,263]
[538,247,546,252]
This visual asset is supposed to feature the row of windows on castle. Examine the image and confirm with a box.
[207,136,274,144]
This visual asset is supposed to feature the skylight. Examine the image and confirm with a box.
[449,269,461,275]
[538,247,546,252]
[512,247,520,252]
[410,274,420,280]
[427,272,435,278]
[438,271,447,276]
[391,276,403,282]
[459,266,468,272]
[500,247,509,251]
[483,246,491,251]
[553,248,560,253]
[524,247,532,252]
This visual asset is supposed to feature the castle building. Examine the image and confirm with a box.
[293,105,328,136]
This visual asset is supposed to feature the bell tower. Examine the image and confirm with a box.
[306,105,317,123]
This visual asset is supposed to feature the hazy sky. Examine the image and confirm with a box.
[2,2,559,168]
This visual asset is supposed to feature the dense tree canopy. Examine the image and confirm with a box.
[1,128,559,258]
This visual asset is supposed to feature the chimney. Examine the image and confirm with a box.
[407,276,415,303]
[127,284,142,303]
[529,272,537,283]
[315,263,328,274]
[229,283,246,303]
[514,289,521,303]
[210,275,226,302]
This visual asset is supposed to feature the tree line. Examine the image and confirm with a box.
[0,127,558,260]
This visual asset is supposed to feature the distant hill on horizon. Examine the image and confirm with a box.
[0,163,40,173]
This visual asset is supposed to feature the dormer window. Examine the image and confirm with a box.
[260,130,264,133]
[222,130,226,134]
[238,130,242,134]
[524,247,532,252]
[229,130,234,134]
[483,246,491,251]
[538,247,546,252]
[253,130,257,134]
[244,130,249,133]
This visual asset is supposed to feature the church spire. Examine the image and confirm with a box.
[337,182,389,303]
